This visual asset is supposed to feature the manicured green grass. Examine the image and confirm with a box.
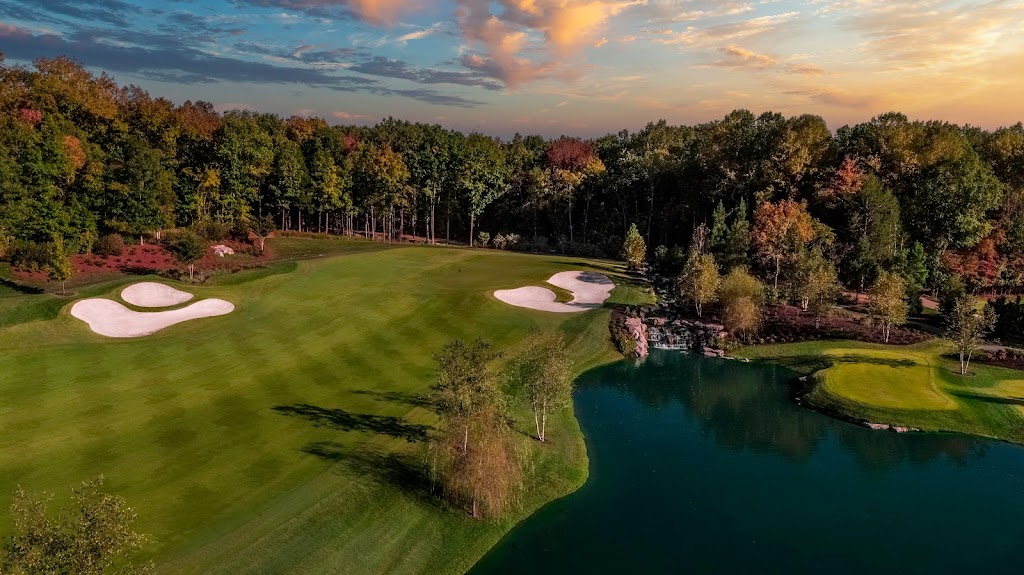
[737,339,1024,444]
[268,235,400,260]
[0,243,648,574]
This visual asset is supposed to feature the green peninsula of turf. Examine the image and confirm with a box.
[738,340,1024,444]
[0,241,650,575]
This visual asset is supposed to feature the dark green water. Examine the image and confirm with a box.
[471,350,1024,574]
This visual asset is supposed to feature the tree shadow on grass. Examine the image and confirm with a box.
[749,354,834,373]
[302,441,445,510]
[272,404,430,442]
[830,355,919,368]
[949,392,1024,407]
[348,390,432,409]
[0,276,44,295]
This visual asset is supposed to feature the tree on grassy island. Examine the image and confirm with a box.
[679,250,719,318]
[249,214,276,252]
[946,294,997,375]
[519,332,573,442]
[869,270,908,343]
[169,230,206,282]
[719,267,764,338]
[0,476,151,575]
[623,223,646,271]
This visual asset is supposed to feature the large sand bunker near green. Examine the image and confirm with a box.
[494,271,613,313]
[120,282,194,307]
[71,284,234,338]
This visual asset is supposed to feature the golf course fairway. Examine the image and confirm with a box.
[0,240,649,574]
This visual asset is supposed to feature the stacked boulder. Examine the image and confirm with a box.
[624,317,649,358]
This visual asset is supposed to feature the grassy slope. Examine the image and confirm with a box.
[0,240,649,575]
[737,339,1024,444]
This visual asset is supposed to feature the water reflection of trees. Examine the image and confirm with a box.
[584,352,988,470]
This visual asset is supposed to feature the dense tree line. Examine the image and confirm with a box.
[2,55,1024,302]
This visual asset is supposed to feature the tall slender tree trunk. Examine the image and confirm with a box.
[540,399,547,442]
[646,180,655,243]
[583,196,591,240]
[534,410,542,442]
[568,197,574,243]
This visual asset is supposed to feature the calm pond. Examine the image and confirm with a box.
[471,350,1023,574]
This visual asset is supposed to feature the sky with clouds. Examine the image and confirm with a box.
[2,0,1023,137]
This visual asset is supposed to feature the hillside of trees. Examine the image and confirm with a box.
[2,54,1024,303]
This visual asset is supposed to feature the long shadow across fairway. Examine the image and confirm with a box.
[348,390,432,409]
[950,392,1024,407]
[272,404,430,442]
[0,276,44,296]
[830,355,919,368]
[302,441,444,509]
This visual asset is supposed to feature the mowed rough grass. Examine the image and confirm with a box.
[738,340,1024,443]
[0,240,650,574]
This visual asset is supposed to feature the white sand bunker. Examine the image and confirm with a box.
[121,282,194,307]
[71,298,234,338]
[494,271,614,313]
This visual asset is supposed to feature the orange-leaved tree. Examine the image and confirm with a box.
[752,199,816,292]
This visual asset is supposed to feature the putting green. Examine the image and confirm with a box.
[820,349,955,410]
[0,241,648,574]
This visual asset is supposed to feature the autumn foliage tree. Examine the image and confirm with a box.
[545,137,605,243]
[719,267,764,338]
[623,223,646,271]
[752,199,816,292]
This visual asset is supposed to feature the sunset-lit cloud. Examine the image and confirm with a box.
[1,0,1022,135]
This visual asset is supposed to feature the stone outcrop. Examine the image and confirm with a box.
[212,244,235,257]
[864,422,920,433]
[625,317,649,358]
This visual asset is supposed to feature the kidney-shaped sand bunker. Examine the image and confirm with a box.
[120,282,194,307]
[494,271,613,313]
[71,283,234,338]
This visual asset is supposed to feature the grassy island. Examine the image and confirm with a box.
[738,340,1024,445]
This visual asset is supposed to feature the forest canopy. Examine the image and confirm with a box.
[2,54,1023,295]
